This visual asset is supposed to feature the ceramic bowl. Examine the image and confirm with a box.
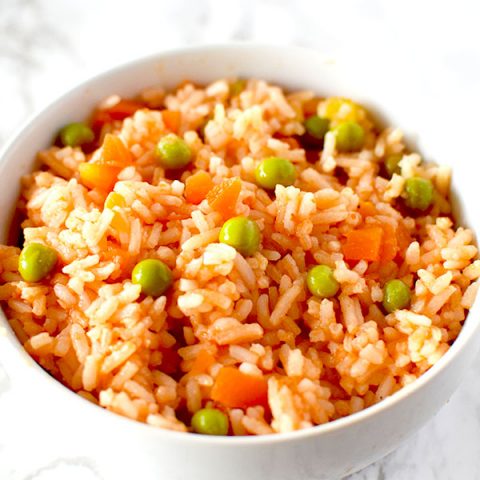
[0,45,478,480]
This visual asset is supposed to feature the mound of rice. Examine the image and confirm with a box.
[0,78,478,435]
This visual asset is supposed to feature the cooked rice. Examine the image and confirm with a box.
[0,79,478,435]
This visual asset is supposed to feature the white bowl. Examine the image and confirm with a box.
[0,45,479,480]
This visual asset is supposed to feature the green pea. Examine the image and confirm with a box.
[59,122,95,147]
[155,134,192,169]
[382,279,411,313]
[404,177,434,211]
[304,115,330,142]
[131,259,173,297]
[255,157,296,190]
[384,153,403,178]
[306,265,339,298]
[219,216,261,257]
[229,79,246,97]
[18,243,58,282]
[191,408,229,435]
[333,121,365,152]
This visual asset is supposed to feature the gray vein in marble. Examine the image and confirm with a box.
[376,465,386,480]
[22,458,101,480]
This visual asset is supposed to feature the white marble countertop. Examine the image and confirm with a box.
[1,1,480,478]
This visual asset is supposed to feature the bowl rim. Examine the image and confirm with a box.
[0,42,479,446]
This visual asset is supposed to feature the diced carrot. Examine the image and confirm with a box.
[104,99,144,120]
[206,177,242,219]
[211,367,268,409]
[94,99,143,121]
[90,99,144,133]
[379,222,398,262]
[162,110,181,133]
[190,349,216,375]
[159,347,181,375]
[303,97,322,116]
[99,134,132,166]
[79,163,121,191]
[358,201,377,218]
[185,171,214,204]
[343,226,384,262]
